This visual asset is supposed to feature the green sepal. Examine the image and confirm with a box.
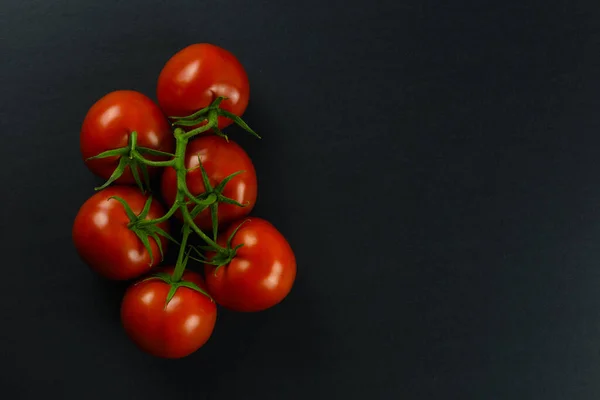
[177,281,212,299]
[214,170,244,193]
[227,220,248,247]
[153,226,179,245]
[140,163,151,192]
[189,202,210,219]
[209,203,218,241]
[218,195,246,207]
[130,162,145,193]
[138,196,153,219]
[86,147,128,160]
[137,148,175,158]
[165,285,178,307]
[108,196,137,220]
[207,110,227,140]
[94,156,129,191]
[171,118,208,128]
[212,265,223,277]
[150,232,164,261]
[197,155,213,191]
[192,157,220,240]
[188,246,208,260]
[136,231,155,264]
[217,109,261,139]
[202,258,224,266]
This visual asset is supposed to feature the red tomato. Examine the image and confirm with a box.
[80,90,174,183]
[160,135,257,231]
[72,186,169,280]
[120,267,217,359]
[156,43,249,130]
[204,218,296,312]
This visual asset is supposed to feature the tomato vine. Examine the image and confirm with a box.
[89,96,259,304]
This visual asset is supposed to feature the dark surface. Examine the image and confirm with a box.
[2,0,600,398]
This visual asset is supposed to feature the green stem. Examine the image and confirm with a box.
[172,128,226,255]
[172,224,191,282]
[182,123,214,140]
[134,153,176,167]
[129,131,138,155]
[138,201,179,226]
[183,185,202,203]
[181,206,225,253]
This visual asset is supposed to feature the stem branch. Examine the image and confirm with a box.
[134,153,176,167]
[181,206,225,252]
[182,123,214,140]
[138,201,179,226]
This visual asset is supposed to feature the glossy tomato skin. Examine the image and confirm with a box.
[156,43,249,130]
[72,186,169,280]
[161,135,257,231]
[80,90,174,183]
[120,267,217,359]
[204,218,296,312]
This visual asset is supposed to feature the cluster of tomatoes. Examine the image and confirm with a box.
[72,44,296,359]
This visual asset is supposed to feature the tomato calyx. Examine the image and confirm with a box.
[87,131,176,193]
[185,155,249,240]
[190,219,249,274]
[141,270,214,308]
[169,96,261,141]
[109,195,176,265]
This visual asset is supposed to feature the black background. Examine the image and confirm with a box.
[3,0,600,398]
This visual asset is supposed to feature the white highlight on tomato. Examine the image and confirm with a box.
[244,230,257,247]
[177,60,200,84]
[184,315,200,333]
[236,259,251,271]
[141,291,154,305]
[209,83,240,104]
[99,105,121,127]
[166,296,181,309]
[263,261,283,289]
[235,182,246,204]
[127,248,145,263]
[93,211,108,228]
[145,130,160,147]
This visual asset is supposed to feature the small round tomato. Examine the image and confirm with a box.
[72,186,169,280]
[80,90,174,183]
[204,218,296,312]
[156,43,249,130]
[161,135,257,231]
[120,267,217,359]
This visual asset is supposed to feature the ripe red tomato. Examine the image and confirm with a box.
[160,135,257,231]
[156,43,250,130]
[80,90,174,183]
[72,186,169,280]
[204,218,296,312]
[120,267,217,359]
